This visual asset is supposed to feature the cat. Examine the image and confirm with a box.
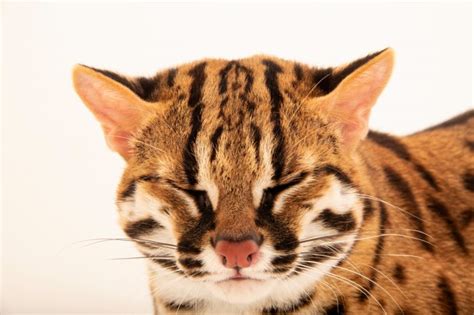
[72,48,474,314]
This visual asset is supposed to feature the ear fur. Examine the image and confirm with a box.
[72,65,157,159]
[317,48,395,150]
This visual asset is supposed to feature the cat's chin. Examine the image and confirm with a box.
[206,278,275,304]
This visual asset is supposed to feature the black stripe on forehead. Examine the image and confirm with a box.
[184,62,207,185]
[262,59,286,181]
[210,126,224,162]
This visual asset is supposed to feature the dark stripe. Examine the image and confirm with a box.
[271,254,297,266]
[323,302,345,315]
[262,59,285,180]
[422,109,474,133]
[316,209,356,232]
[255,169,307,255]
[368,131,439,190]
[368,131,411,160]
[218,61,236,95]
[359,202,387,301]
[164,301,194,311]
[124,218,163,239]
[463,171,474,191]
[459,208,474,228]
[383,166,434,252]
[84,65,158,101]
[314,164,354,187]
[183,62,206,185]
[413,162,439,191]
[151,259,182,273]
[393,263,406,284]
[426,196,468,254]
[177,190,215,255]
[293,63,303,86]
[166,68,177,87]
[262,291,314,314]
[250,123,261,162]
[315,49,388,94]
[437,276,458,315]
[363,198,375,219]
[178,258,203,269]
[120,180,136,199]
[183,104,203,185]
[210,126,224,162]
[188,62,207,108]
[466,140,474,151]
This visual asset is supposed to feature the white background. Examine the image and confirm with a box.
[1,2,472,314]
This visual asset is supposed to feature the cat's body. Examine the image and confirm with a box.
[73,50,474,314]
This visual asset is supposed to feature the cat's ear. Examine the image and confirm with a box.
[318,48,395,151]
[72,65,156,159]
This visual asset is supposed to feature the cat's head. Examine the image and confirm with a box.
[73,49,393,309]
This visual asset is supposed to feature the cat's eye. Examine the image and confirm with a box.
[137,174,161,183]
[181,189,213,212]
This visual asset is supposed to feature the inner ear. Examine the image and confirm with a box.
[72,65,159,159]
[313,49,395,150]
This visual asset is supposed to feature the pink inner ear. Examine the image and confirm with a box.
[73,65,150,159]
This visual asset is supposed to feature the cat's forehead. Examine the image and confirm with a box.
[130,56,339,187]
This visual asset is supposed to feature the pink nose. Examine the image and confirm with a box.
[215,239,260,268]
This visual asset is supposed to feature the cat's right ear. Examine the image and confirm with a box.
[72,65,156,160]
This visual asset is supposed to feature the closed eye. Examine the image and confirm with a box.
[259,172,309,210]
[267,172,308,195]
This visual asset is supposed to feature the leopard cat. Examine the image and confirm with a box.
[72,49,474,314]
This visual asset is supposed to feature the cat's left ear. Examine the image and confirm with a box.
[318,48,395,151]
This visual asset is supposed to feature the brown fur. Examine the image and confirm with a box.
[73,51,474,314]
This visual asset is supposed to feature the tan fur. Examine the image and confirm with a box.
[73,51,474,314]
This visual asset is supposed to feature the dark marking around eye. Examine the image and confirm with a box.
[463,171,474,192]
[164,301,194,311]
[437,276,458,315]
[316,209,356,232]
[177,190,215,255]
[138,175,160,183]
[383,166,433,252]
[359,202,387,302]
[426,196,467,254]
[120,180,137,199]
[178,258,203,269]
[262,59,285,181]
[393,264,406,284]
[368,131,439,190]
[314,164,353,187]
[124,218,163,239]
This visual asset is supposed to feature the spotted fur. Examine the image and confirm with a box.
[73,50,474,314]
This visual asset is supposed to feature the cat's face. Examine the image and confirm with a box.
[73,50,393,309]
